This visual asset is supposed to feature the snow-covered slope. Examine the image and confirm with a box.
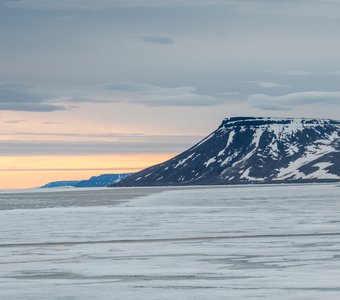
[116,117,340,186]
[76,173,133,187]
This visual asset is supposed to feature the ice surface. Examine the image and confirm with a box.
[1,184,340,299]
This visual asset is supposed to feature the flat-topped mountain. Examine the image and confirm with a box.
[115,117,340,186]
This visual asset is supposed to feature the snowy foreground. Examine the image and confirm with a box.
[0,184,340,299]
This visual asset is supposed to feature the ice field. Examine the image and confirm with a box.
[0,184,340,299]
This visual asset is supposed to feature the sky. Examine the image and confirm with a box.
[1,0,340,189]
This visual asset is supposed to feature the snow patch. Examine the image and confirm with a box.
[306,162,340,180]
[173,153,195,169]
[276,142,337,180]
[204,157,216,167]
[218,131,235,156]
[240,168,266,181]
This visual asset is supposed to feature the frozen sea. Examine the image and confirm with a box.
[0,184,340,299]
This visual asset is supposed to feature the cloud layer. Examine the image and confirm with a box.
[3,81,340,113]
[1,0,236,9]
[0,131,202,155]
[140,36,174,45]
[0,82,228,111]
[0,84,65,112]
[249,91,340,111]
[4,0,340,17]
[99,82,225,106]
[245,81,291,89]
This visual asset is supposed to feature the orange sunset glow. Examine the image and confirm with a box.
[0,154,174,189]
[0,106,202,189]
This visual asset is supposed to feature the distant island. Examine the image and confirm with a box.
[42,173,133,188]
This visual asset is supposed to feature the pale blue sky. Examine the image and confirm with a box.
[1,0,340,155]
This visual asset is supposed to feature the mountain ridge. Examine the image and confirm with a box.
[115,117,340,186]
[42,173,133,188]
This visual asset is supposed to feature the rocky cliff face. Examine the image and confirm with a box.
[116,117,340,186]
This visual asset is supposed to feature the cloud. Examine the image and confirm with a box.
[218,92,240,96]
[1,0,225,9]
[99,82,225,106]
[140,36,174,45]
[0,140,178,155]
[227,0,340,17]
[56,15,76,20]
[276,70,340,76]
[4,82,339,114]
[4,0,340,17]
[253,104,292,111]
[245,81,291,89]
[0,131,203,144]
[0,0,230,9]
[0,103,66,112]
[0,130,203,156]
[4,120,27,124]
[248,91,340,111]
[42,121,65,124]
[0,83,66,112]
[0,82,228,111]
[0,135,202,155]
